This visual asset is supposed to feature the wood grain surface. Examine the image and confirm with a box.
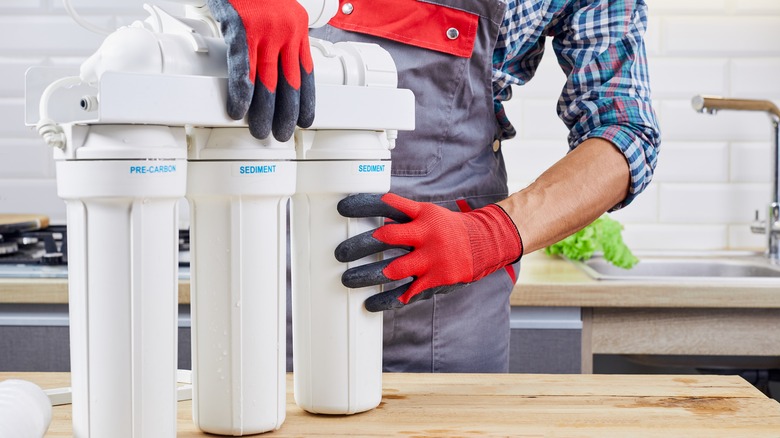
[4,252,780,308]
[3,372,779,437]
[0,214,49,233]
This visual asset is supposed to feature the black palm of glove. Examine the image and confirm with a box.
[335,193,523,312]
[208,0,315,141]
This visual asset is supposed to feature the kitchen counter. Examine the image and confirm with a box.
[512,252,780,308]
[3,253,780,373]
[511,253,780,372]
[5,371,780,437]
[2,251,780,308]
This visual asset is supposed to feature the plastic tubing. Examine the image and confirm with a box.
[62,0,113,36]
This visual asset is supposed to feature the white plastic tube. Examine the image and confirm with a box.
[291,130,390,414]
[0,380,52,438]
[56,125,187,438]
[187,128,295,435]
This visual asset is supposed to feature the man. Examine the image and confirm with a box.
[208,0,660,372]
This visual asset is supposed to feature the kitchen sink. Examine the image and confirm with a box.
[571,251,780,282]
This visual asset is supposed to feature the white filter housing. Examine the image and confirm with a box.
[187,128,295,435]
[292,130,390,414]
[56,125,186,438]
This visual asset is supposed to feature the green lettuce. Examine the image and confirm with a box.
[544,215,638,269]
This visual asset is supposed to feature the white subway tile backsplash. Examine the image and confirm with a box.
[662,17,780,56]
[621,223,728,251]
[731,59,780,97]
[0,16,106,56]
[50,0,156,10]
[647,0,728,14]
[0,1,775,251]
[730,142,773,183]
[658,100,773,142]
[643,16,661,57]
[49,1,183,29]
[507,180,531,195]
[731,0,780,14]
[659,183,770,224]
[0,58,45,98]
[0,139,54,178]
[0,1,44,9]
[48,57,88,67]
[610,184,659,224]
[0,100,38,138]
[516,46,566,99]
[503,86,524,128]
[0,179,65,222]
[728,224,766,251]
[502,139,568,182]
[652,141,729,183]
[520,99,570,140]
[648,58,728,98]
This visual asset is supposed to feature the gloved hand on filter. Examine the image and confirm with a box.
[207,0,315,141]
[335,193,524,312]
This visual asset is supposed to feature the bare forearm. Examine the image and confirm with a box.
[497,137,631,254]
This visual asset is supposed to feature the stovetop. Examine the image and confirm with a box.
[0,227,190,279]
[0,225,67,265]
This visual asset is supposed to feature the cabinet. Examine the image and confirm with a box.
[0,304,193,371]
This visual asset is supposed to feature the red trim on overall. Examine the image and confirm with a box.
[455,199,517,284]
[329,0,479,58]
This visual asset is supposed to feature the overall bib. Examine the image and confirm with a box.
[307,0,519,372]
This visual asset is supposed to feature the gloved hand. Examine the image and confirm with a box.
[335,193,523,312]
[207,0,315,141]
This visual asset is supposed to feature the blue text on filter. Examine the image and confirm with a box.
[239,165,277,174]
[358,164,385,173]
[129,164,177,174]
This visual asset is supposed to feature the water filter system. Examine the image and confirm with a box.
[26,1,414,436]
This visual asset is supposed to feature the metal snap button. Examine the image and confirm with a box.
[446,27,459,40]
[492,139,501,152]
[341,3,354,14]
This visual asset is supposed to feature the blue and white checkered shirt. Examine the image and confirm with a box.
[493,0,660,208]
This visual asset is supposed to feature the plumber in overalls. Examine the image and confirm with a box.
[207,0,660,372]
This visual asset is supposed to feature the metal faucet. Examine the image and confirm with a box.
[692,95,780,263]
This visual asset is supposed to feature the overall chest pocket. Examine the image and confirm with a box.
[310,0,487,177]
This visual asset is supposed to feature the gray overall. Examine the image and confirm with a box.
[299,0,518,372]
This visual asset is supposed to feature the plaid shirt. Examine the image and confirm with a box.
[493,0,660,208]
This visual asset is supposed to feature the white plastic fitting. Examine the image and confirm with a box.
[0,379,52,438]
[78,7,227,86]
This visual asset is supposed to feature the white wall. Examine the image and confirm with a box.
[1,0,779,251]
[504,0,780,251]
[0,0,177,222]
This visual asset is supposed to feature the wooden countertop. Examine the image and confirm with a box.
[2,252,780,308]
[4,372,780,437]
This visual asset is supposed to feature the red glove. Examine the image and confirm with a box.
[208,0,315,141]
[335,193,523,312]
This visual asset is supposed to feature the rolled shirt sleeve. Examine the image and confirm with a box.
[493,0,660,209]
